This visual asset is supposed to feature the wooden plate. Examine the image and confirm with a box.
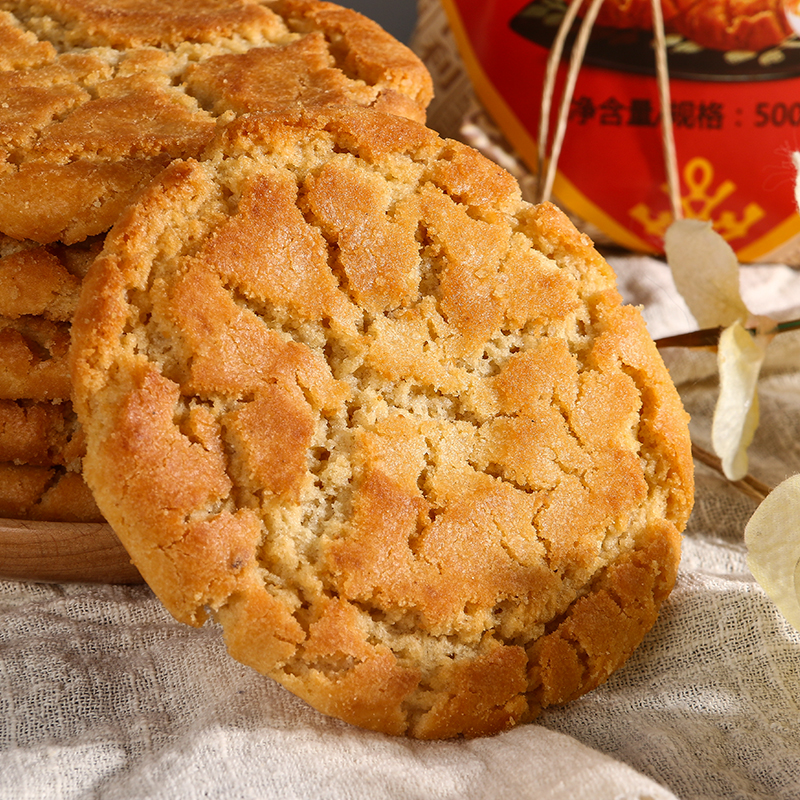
[0,518,143,584]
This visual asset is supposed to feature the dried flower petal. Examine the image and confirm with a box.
[664,219,749,329]
[664,219,773,481]
[712,321,767,481]
[745,473,800,633]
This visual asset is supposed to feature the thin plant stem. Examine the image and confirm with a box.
[692,442,772,503]
[655,318,800,349]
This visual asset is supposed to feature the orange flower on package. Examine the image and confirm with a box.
[672,0,792,52]
[566,0,679,30]
[567,0,792,50]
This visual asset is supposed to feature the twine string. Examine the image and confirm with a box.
[651,0,682,219]
[538,0,609,204]
[538,0,681,217]
[537,0,588,200]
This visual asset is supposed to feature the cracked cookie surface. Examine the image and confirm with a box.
[0,0,432,243]
[71,108,693,738]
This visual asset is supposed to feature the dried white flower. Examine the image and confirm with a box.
[745,473,800,632]
[664,219,767,480]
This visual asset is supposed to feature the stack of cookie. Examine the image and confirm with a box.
[0,234,103,519]
[0,0,432,522]
[4,0,696,739]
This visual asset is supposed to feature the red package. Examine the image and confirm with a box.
[436,0,800,262]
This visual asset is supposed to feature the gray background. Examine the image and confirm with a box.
[340,1,419,43]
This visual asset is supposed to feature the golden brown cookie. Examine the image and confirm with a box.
[0,233,102,318]
[0,461,102,521]
[0,236,100,400]
[0,243,81,321]
[0,398,84,467]
[0,0,432,244]
[71,108,693,739]
[0,359,96,524]
[0,233,102,522]
[0,316,71,401]
[0,391,98,523]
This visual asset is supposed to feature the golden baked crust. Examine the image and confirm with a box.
[0,0,432,243]
[0,234,101,317]
[0,398,84,467]
[0,365,99,522]
[71,108,693,739]
[0,237,101,400]
[0,461,102,520]
[0,233,102,522]
[0,316,71,401]
[0,244,80,321]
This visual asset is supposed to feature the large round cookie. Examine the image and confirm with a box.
[71,108,694,739]
[0,0,432,243]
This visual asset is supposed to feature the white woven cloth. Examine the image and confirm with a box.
[2,256,800,799]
